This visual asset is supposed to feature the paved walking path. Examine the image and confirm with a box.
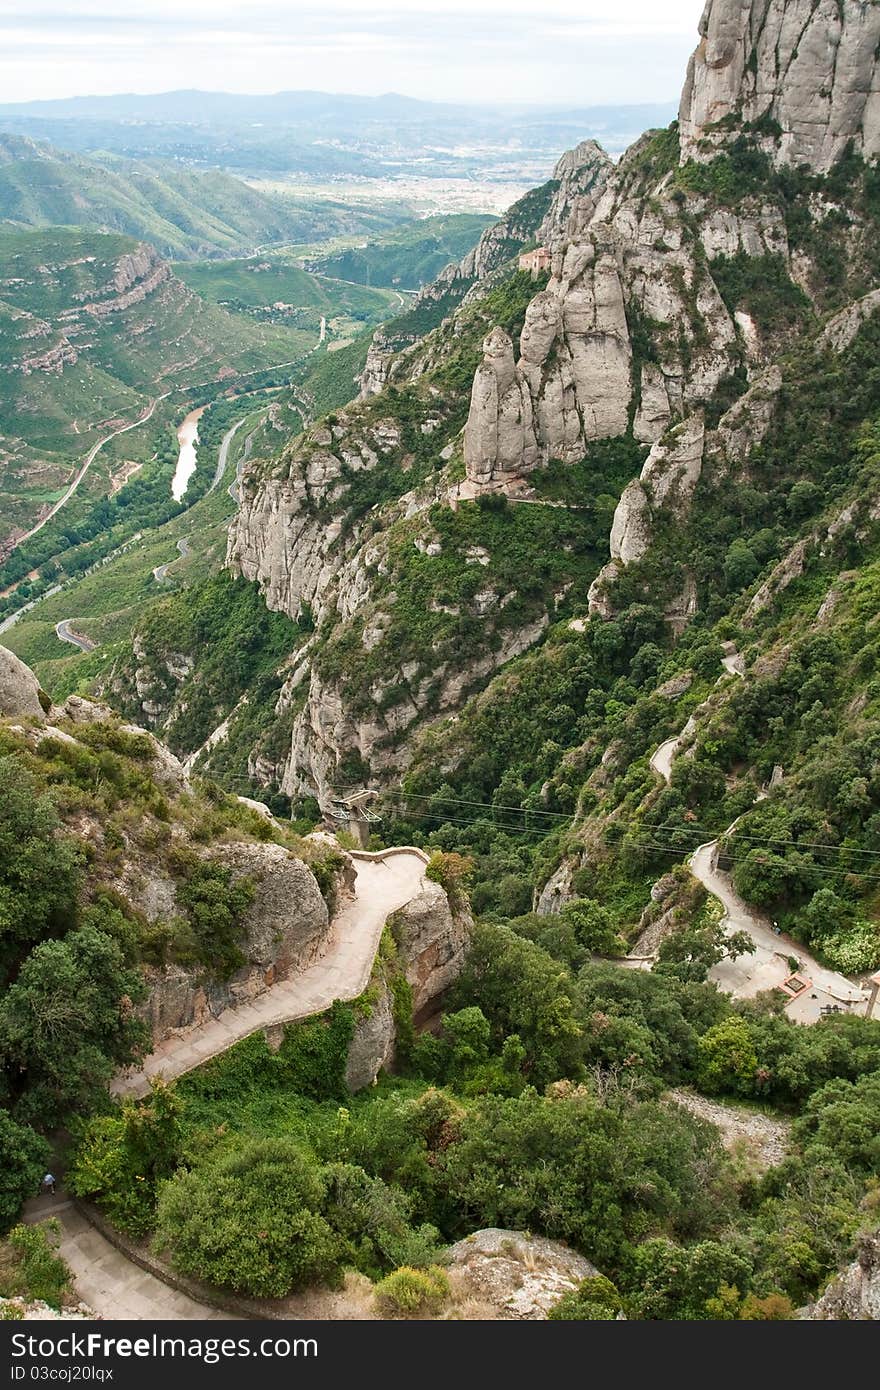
[690,838,865,1020]
[113,848,427,1098]
[23,1195,230,1320]
[645,646,866,1019]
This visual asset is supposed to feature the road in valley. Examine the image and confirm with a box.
[646,647,867,1020]
[13,392,172,552]
[54,619,96,653]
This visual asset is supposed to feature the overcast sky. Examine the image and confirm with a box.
[0,0,704,106]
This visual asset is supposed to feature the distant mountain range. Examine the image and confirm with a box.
[0,90,678,178]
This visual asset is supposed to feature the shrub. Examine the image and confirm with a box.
[374,1264,449,1317]
[0,1112,49,1234]
[548,1274,624,1320]
[68,1080,184,1238]
[155,1139,344,1298]
[0,1222,71,1309]
[425,851,473,911]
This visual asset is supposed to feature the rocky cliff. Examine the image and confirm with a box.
[804,1229,880,1319]
[206,0,880,808]
[0,644,347,1048]
[679,0,880,172]
[344,876,473,1089]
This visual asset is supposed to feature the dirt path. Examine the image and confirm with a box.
[113,848,428,1099]
[646,647,866,1019]
[24,1195,230,1321]
[13,393,172,555]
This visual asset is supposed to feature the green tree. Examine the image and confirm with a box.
[0,759,80,975]
[627,1237,753,1320]
[655,919,755,984]
[155,1139,344,1297]
[560,899,625,957]
[0,1111,49,1233]
[697,1017,758,1096]
[549,1274,624,1320]
[0,925,147,1128]
[69,1080,184,1237]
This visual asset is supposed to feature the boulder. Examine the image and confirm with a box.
[0,644,47,720]
[447,1228,599,1320]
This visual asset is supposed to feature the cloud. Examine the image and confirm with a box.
[0,0,703,104]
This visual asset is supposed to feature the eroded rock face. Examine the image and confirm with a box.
[679,0,880,173]
[345,983,396,1091]
[447,1229,599,1320]
[804,1231,880,1320]
[0,644,47,719]
[139,841,332,1043]
[462,169,737,491]
[604,415,707,578]
[463,327,537,484]
[390,878,473,1023]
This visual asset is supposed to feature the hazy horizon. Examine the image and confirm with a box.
[0,0,702,107]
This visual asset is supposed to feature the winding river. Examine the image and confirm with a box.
[171,406,207,502]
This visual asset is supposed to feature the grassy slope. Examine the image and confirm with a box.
[0,134,407,258]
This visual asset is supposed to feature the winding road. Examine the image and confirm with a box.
[152,535,191,585]
[24,1195,228,1321]
[54,620,96,654]
[113,847,428,1099]
[648,648,867,1020]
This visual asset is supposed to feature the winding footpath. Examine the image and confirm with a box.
[152,536,191,585]
[24,1194,228,1321]
[113,848,428,1099]
[649,648,867,1020]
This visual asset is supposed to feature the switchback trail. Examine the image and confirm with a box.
[113,848,428,1098]
[647,648,866,1019]
[12,392,172,554]
[54,619,96,653]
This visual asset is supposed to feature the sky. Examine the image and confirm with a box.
[0,0,704,107]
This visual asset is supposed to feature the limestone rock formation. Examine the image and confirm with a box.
[138,841,333,1043]
[343,876,472,1090]
[389,878,473,1023]
[804,1230,880,1319]
[594,415,707,601]
[447,1229,599,1320]
[463,327,537,485]
[0,643,48,719]
[679,0,880,173]
[345,984,396,1092]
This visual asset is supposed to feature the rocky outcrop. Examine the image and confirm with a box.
[804,1230,880,1319]
[138,841,333,1043]
[343,875,471,1089]
[679,0,880,173]
[463,327,537,485]
[345,985,396,1091]
[418,141,613,314]
[447,1229,599,1320]
[588,416,707,614]
[462,162,738,491]
[0,643,48,719]
[389,878,472,1023]
[820,288,880,354]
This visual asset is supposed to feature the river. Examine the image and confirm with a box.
[171,406,207,502]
